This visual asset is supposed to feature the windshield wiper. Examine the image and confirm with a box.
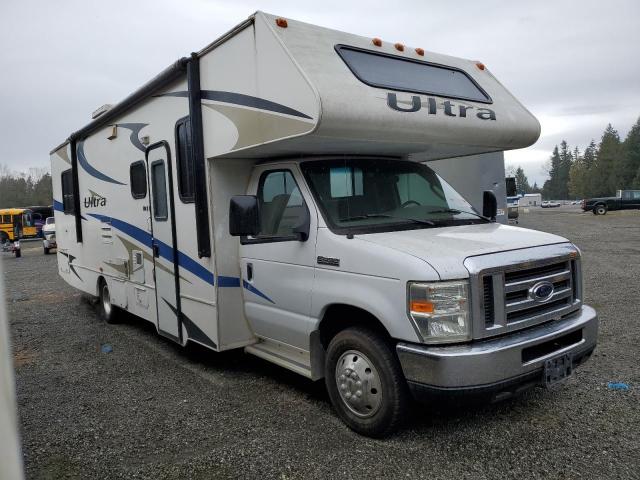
[339,213,435,226]
[425,208,491,222]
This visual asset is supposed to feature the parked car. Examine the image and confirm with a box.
[582,190,640,215]
[42,217,56,254]
[541,201,560,208]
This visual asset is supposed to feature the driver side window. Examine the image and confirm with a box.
[256,170,307,239]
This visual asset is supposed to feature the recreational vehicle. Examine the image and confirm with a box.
[50,12,598,436]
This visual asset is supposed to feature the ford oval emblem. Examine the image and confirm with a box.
[531,281,554,302]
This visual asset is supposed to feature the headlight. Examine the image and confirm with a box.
[407,280,471,344]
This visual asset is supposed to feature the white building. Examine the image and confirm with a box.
[520,193,542,206]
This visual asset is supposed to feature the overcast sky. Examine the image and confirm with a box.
[1,0,638,185]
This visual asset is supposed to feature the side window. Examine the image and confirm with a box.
[129,161,147,199]
[1,215,10,224]
[633,191,640,200]
[256,170,307,238]
[330,167,364,198]
[151,161,168,221]
[175,117,194,203]
[61,169,75,214]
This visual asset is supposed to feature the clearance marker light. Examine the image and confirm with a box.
[475,61,486,71]
[394,43,405,52]
[372,37,382,47]
[275,17,288,28]
[415,47,425,56]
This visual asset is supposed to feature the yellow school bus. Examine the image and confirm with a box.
[0,208,37,242]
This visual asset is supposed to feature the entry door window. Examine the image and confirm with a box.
[256,170,306,239]
[151,161,168,221]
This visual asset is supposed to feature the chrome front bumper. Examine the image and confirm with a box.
[396,305,598,392]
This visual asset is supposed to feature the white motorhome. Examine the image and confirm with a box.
[50,12,597,436]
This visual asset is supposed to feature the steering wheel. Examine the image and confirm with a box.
[401,200,421,208]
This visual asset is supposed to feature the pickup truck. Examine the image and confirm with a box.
[582,189,640,215]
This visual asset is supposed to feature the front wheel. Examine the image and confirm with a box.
[325,327,409,437]
[594,205,607,215]
[98,279,119,324]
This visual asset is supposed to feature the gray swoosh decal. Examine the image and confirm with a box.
[159,90,313,120]
[117,123,149,152]
[77,141,126,185]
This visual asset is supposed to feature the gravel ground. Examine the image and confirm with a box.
[4,207,639,479]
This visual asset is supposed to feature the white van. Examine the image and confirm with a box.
[50,12,597,436]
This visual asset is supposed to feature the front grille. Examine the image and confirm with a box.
[483,276,495,327]
[503,260,574,325]
[465,245,583,340]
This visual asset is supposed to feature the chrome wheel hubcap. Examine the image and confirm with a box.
[102,284,112,317]
[335,350,382,417]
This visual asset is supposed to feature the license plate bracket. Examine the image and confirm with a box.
[544,353,574,387]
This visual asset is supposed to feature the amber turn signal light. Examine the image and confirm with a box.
[410,301,434,314]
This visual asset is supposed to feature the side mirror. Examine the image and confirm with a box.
[292,208,311,242]
[505,177,517,197]
[482,190,498,221]
[229,195,260,237]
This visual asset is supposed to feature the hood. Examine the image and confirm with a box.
[357,223,568,280]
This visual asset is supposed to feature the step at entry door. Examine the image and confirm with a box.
[146,141,182,342]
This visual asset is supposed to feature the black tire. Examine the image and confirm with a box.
[594,204,607,215]
[325,326,409,437]
[44,247,50,255]
[98,279,119,324]
[0,231,8,243]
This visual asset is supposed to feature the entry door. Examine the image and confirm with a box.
[146,142,181,342]
[239,167,317,350]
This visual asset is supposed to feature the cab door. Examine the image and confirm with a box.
[238,166,317,350]
[146,141,182,342]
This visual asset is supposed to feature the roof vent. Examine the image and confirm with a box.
[92,104,113,119]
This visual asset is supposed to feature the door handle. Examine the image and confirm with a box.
[246,263,253,282]
[153,243,160,258]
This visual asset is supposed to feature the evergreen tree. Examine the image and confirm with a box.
[514,166,531,194]
[582,140,598,197]
[592,124,622,196]
[557,140,573,199]
[543,145,563,199]
[621,117,640,189]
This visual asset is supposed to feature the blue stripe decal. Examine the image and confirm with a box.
[86,214,275,303]
[77,141,126,185]
[218,276,241,287]
[243,280,275,304]
[53,199,63,212]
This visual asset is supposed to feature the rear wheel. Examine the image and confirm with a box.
[325,326,409,437]
[0,231,8,243]
[595,205,607,215]
[98,279,119,324]
[43,246,50,255]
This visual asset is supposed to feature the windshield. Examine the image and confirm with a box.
[301,158,487,234]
